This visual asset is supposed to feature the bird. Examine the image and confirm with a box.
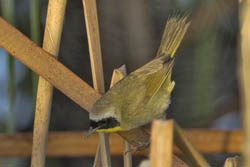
[87,14,190,136]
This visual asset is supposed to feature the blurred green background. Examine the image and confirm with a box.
[0,0,240,166]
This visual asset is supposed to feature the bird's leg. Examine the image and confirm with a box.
[134,140,151,151]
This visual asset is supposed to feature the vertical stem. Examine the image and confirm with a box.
[82,0,111,166]
[150,120,174,167]
[240,0,250,166]
[31,1,66,167]
[30,0,40,45]
[192,30,218,126]
[123,140,132,167]
[30,0,41,97]
[6,55,15,134]
[1,0,15,24]
[109,65,132,167]
[1,0,16,134]
[82,0,105,93]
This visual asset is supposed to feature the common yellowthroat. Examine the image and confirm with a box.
[88,15,190,135]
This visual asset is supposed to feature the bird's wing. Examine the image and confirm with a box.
[140,56,174,102]
[119,56,174,128]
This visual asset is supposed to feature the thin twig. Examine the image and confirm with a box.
[109,65,132,167]
[123,140,132,167]
[30,0,41,97]
[31,1,67,167]
[82,0,105,93]
[82,0,111,166]
[1,0,16,135]
[240,1,250,167]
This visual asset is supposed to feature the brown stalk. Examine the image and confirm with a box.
[31,1,67,167]
[82,0,110,166]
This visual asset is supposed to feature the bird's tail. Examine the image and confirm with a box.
[156,14,190,58]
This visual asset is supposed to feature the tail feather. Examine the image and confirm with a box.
[156,14,190,58]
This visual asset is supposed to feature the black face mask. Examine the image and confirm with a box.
[89,117,120,130]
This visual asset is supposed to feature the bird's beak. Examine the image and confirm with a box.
[84,126,101,139]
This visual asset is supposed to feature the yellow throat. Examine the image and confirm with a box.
[96,126,122,133]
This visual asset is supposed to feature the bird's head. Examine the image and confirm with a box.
[86,100,121,137]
